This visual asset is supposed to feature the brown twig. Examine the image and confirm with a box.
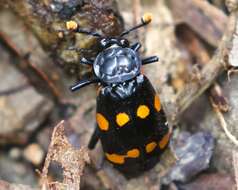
[0,31,61,101]
[210,98,238,146]
[171,10,237,123]
[209,83,230,113]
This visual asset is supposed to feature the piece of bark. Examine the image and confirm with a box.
[40,121,90,190]
[167,0,228,47]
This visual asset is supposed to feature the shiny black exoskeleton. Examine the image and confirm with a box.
[69,14,170,178]
[94,45,141,84]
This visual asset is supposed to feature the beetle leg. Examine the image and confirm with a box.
[80,57,94,65]
[142,56,159,65]
[88,124,100,149]
[131,42,142,52]
[70,76,100,92]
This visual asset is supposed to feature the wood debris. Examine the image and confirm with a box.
[40,121,90,190]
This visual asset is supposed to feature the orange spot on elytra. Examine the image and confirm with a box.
[96,113,109,131]
[159,132,170,149]
[154,95,161,112]
[116,113,130,127]
[146,141,157,153]
[105,148,140,164]
[126,149,140,158]
[137,105,150,119]
[105,153,125,164]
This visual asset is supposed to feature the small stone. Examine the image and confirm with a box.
[9,148,21,160]
[58,31,64,38]
[36,127,53,151]
[162,132,214,184]
[23,143,44,165]
[0,155,37,185]
[0,45,53,143]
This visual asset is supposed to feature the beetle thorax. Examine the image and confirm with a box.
[93,47,141,84]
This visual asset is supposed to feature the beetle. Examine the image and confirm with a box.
[68,13,170,177]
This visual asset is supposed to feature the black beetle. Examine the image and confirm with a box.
[68,13,170,177]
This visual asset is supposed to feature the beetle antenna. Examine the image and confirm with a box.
[71,76,100,92]
[66,21,102,38]
[75,29,102,37]
[120,13,153,37]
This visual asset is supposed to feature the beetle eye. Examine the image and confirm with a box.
[120,39,129,47]
[100,38,107,48]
